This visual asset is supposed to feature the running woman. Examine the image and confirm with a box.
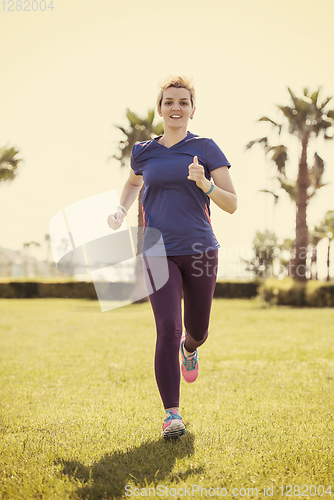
[107,75,237,438]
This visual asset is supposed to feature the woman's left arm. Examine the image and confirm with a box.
[188,157,237,214]
[208,166,237,214]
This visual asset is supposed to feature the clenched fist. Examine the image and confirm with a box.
[107,209,125,230]
[187,156,211,192]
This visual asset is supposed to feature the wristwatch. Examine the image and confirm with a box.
[204,182,214,195]
[117,205,128,216]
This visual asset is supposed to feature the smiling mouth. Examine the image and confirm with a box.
[170,115,182,119]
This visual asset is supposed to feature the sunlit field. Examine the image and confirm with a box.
[0,298,333,500]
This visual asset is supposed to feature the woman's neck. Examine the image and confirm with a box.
[159,128,189,148]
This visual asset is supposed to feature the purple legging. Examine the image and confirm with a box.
[147,249,218,409]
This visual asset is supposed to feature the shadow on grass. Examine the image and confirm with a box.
[57,432,200,499]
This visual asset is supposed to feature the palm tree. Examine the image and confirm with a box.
[246,230,279,278]
[23,241,41,277]
[112,108,164,300]
[244,231,295,279]
[0,145,22,276]
[0,145,22,183]
[44,233,55,276]
[309,226,323,280]
[112,108,164,229]
[279,237,294,277]
[317,210,334,281]
[246,87,334,282]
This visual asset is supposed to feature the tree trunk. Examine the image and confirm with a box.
[311,244,318,280]
[327,239,331,281]
[292,137,309,282]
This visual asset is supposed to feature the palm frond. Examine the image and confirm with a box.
[113,108,163,167]
[114,125,128,136]
[0,146,22,183]
[277,177,297,201]
[125,109,143,126]
[319,96,332,110]
[310,89,320,106]
[245,136,269,151]
[259,116,282,134]
[287,87,298,107]
[147,109,155,125]
[278,105,295,122]
[308,182,329,200]
[267,145,288,173]
[259,189,279,204]
[313,152,325,184]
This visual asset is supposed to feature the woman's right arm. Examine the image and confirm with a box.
[107,169,144,230]
[119,169,144,211]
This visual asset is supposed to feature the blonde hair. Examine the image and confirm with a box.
[157,75,196,112]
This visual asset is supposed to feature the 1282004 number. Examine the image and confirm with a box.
[2,0,54,11]
[280,485,332,496]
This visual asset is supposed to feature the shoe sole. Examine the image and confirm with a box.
[163,420,186,439]
[180,336,199,383]
[181,368,199,383]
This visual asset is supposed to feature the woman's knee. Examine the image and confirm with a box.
[156,316,182,339]
[185,327,208,343]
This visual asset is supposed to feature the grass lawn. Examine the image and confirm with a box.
[0,298,333,500]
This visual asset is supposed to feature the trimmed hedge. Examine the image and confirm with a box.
[214,281,259,298]
[0,281,259,300]
[1,280,333,306]
[306,285,334,307]
[260,279,334,307]
[0,282,131,300]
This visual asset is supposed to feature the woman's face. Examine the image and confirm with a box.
[158,87,195,129]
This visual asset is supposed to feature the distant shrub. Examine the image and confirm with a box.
[306,284,334,307]
[0,279,332,306]
[260,278,334,307]
[214,281,260,298]
[0,282,131,300]
[0,281,259,300]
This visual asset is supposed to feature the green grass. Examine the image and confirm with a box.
[0,298,333,500]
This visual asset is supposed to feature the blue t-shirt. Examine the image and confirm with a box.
[130,131,231,256]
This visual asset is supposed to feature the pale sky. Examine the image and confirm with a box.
[0,0,333,277]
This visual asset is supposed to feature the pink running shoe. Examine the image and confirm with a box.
[163,410,186,439]
[180,334,199,383]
